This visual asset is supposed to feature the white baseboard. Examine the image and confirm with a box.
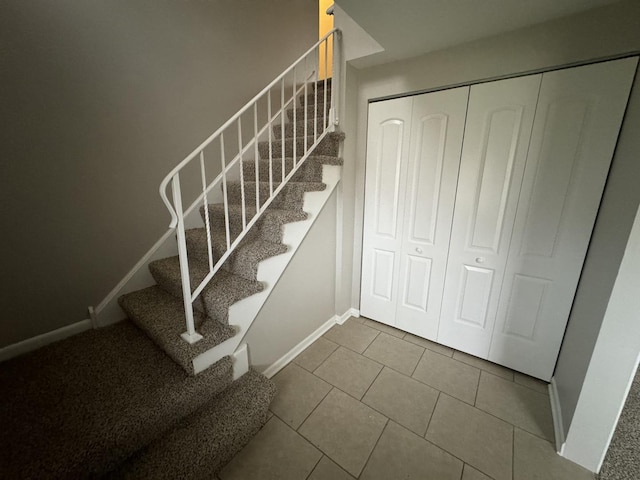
[337,308,360,324]
[263,314,341,379]
[0,319,93,363]
[549,376,566,454]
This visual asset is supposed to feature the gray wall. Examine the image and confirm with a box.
[340,0,640,443]
[0,0,316,346]
[555,69,640,437]
[245,190,337,373]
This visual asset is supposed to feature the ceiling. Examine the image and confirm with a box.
[335,0,623,67]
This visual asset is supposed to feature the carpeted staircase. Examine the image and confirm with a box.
[119,82,342,377]
[0,81,342,478]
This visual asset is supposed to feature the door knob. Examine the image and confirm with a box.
[475,257,485,264]
[415,247,423,254]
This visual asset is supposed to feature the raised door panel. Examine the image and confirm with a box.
[437,75,542,357]
[489,57,638,380]
[395,87,469,340]
[360,97,413,323]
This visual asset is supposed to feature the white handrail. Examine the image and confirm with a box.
[160,29,341,344]
[159,28,340,229]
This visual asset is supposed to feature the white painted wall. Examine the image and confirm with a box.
[244,191,337,373]
[0,0,317,347]
[339,0,640,471]
[554,68,640,438]
[562,203,640,472]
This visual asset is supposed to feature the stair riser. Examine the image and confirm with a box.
[227,182,326,212]
[299,91,332,108]
[286,104,331,122]
[258,134,339,159]
[149,264,208,315]
[242,158,323,183]
[273,118,331,140]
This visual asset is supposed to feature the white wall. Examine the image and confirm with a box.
[0,0,317,347]
[339,0,640,470]
[244,191,337,373]
[562,202,640,472]
[554,68,640,438]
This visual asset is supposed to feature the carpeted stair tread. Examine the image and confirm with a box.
[147,256,264,325]
[197,204,308,248]
[287,104,331,122]
[119,286,235,374]
[227,237,289,281]
[185,227,288,281]
[242,156,324,182]
[259,131,343,159]
[0,321,234,479]
[107,369,276,479]
[227,180,327,210]
[149,255,211,313]
[274,118,331,140]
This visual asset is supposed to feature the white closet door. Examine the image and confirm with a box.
[438,75,541,358]
[489,57,638,380]
[360,97,413,323]
[395,87,469,340]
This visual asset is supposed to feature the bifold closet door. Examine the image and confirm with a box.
[394,87,469,339]
[437,75,541,358]
[360,97,413,322]
[488,57,638,381]
[360,87,469,331]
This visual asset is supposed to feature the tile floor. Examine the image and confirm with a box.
[219,317,595,480]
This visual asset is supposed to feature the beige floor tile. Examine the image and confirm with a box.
[476,372,554,442]
[294,337,339,372]
[453,351,515,380]
[361,317,406,338]
[308,456,355,480]
[514,428,595,480]
[412,349,480,404]
[270,363,332,429]
[403,332,455,357]
[426,394,513,480]
[514,372,550,395]
[219,416,321,480]
[314,346,383,399]
[363,332,425,375]
[462,464,494,480]
[362,367,438,436]
[323,321,379,353]
[299,388,387,477]
[360,421,463,480]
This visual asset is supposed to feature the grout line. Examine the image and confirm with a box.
[424,391,441,438]
[512,425,516,480]
[358,416,390,478]
[305,454,324,480]
[295,383,334,432]
[474,370,483,406]
[410,347,427,378]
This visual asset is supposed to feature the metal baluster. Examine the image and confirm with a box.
[173,173,202,344]
[314,47,318,143]
[267,90,273,196]
[200,152,214,272]
[220,133,231,251]
[324,37,328,130]
[253,104,260,212]
[304,56,308,155]
[292,65,297,168]
[281,78,285,184]
[237,118,246,230]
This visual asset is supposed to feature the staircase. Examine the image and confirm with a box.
[111,78,343,476]
[1,30,343,478]
[118,107,343,376]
